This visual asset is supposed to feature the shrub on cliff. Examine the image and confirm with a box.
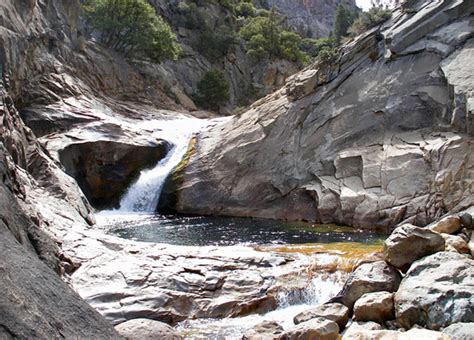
[348,6,392,36]
[82,0,181,62]
[195,70,230,111]
[239,7,309,63]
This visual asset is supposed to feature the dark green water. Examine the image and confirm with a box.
[97,213,385,246]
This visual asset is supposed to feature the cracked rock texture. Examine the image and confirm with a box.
[175,0,474,228]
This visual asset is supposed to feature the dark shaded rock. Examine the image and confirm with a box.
[459,212,473,229]
[115,318,182,340]
[395,252,474,330]
[58,140,169,209]
[293,303,349,329]
[331,261,401,309]
[384,224,445,271]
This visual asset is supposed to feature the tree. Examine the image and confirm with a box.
[195,70,230,111]
[332,4,351,44]
[82,0,181,62]
[238,6,309,63]
[348,5,391,36]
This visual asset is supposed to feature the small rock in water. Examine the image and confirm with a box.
[342,328,450,339]
[384,224,445,271]
[353,291,394,324]
[293,303,349,329]
[115,318,183,340]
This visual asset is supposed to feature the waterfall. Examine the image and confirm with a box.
[116,117,217,213]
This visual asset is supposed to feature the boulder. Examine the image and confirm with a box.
[341,321,383,338]
[279,317,339,340]
[395,252,474,330]
[115,318,182,340]
[441,233,470,254]
[459,212,473,229]
[293,303,349,329]
[384,224,445,271]
[442,322,474,340]
[331,261,401,309]
[428,216,462,234]
[342,328,450,340]
[243,320,284,340]
[353,291,394,324]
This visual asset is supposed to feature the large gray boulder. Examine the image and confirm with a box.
[331,261,401,309]
[395,252,474,330]
[384,224,445,271]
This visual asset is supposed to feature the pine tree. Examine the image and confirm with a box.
[332,4,351,44]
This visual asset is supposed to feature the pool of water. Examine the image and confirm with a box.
[96,213,385,246]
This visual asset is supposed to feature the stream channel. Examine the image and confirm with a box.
[95,117,385,339]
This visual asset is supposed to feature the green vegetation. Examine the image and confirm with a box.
[332,4,353,44]
[195,70,230,110]
[239,6,309,63]
[348,6,392,36]
[82,0,181,62]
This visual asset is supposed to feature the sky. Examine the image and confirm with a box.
[356,0,373,11]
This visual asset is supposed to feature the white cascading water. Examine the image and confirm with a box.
[116,117,216,213]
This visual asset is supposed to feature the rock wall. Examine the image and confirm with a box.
[175,0,474,229]
[0,78,121,337]
[267,0,358,38]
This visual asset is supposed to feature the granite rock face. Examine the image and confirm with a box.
[175,0,474,228]
[331,261,401,309]
[267,0,357,38]
[394,251,474,330]
[0,85,120,338]
[384,224,445,271]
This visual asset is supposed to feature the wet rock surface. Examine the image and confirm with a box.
[394,251,474,330]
